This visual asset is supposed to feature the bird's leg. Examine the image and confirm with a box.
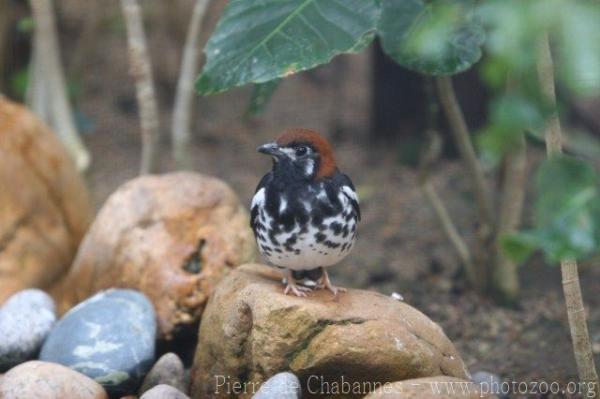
[317,267,347,296]
[283,269,312,297]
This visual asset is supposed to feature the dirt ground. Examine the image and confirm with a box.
[34,2,600,397]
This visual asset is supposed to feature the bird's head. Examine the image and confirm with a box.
[257,128,337,180]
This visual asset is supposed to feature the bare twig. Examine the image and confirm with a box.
[421,177,476,284]
[28,0,91,172]
[492,134,527,304]
[537,32,600,398]
[172,0,210,169]
[436,76,494,234]
[121,0,160,175]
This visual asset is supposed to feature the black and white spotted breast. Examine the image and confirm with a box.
[250,172,360,271]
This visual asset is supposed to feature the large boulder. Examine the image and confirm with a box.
[190,264,469,399]
[52,172,256,339]
[0,97,93,303]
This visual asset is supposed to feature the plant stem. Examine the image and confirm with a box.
[492,134,527,304]
[435,76,494,236]
[172,0,210,169]
[28,0,91,172]
[537,32,600,398]
[121,0,160,175]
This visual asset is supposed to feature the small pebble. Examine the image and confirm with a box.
[253,372,301,399]
[0,289,56,371]
[471,370,509,399]
[139,353,185,395]
[391,292,404,301]
[40,289,156,397]
[140,384,189,399]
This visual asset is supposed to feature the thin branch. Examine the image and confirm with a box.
[492,134,527,304]
[28,0,91,172]
[537,34,563,157]
[435,76,494,234]
[121,0,160,175]
[537,32,600,399]
[172,0,210,169]
[419,79,477,288]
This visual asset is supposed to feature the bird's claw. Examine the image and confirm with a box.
[284,282,312,297]
[319,283,347,296]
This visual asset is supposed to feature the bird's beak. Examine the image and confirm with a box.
[257,142,282,157]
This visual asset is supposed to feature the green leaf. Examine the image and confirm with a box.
[246,79,281,116]
[533,156,600,262]
[197,0,379,95]
[477,92,546,163]
[378,0,484,75]
[501,232,538,263]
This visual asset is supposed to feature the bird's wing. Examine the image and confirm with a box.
[335,173,361,221]
[250,173,272,229]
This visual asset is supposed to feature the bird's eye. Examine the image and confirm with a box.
[295,146,308,156]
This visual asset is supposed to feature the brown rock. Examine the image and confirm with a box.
[140,384,190,399]
[0,97,93,303]
[140,353,186,395]
[364,376,497,398]
[0,360,108,399]
[53,172,256,339]
[190,264,469,399]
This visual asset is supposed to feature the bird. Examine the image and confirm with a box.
[250,128,360,297]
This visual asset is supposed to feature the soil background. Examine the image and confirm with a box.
[7,1,600,397]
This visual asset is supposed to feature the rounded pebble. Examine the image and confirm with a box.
[139,352,186,395]
[40,289,156,397]
[140,384,190,399]
[0,289,56,371]
[0,360,108,399]
[253,372,301,399]
[471,370,509,399]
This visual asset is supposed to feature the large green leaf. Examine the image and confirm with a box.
[378,0,484,75]
[197,0,379,95]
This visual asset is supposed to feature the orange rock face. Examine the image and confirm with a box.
[0,97,93,303]
[364,376,498,399]
[190,264,469,399]
[53,172,256,339]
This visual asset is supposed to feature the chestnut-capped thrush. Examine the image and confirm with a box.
[251,128,360,297]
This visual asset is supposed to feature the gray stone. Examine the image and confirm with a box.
[140,384,190,399]
[39,289,156,397]
[139,352,186,395]
[471,371,508,399]
[253,372,301,399]
[0,289,56,371]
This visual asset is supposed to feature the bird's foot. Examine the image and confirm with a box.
[284,281,312,297]
[317,268,347,296]
[283,269,313,297]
